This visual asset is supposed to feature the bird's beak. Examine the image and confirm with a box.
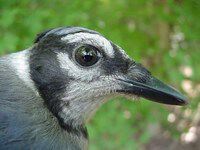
[118,63,188,106]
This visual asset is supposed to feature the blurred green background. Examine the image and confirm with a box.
[0,0,200,149]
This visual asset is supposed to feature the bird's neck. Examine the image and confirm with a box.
[4,50,89,149]
[57,96,106,127]
[9,49,90,130]
[6,49,108,149]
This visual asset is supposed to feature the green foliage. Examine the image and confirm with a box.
[0,0,199,149]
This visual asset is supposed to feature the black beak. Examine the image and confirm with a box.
[118,63,188,106]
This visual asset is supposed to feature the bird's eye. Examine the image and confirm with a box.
[75,45,101,67]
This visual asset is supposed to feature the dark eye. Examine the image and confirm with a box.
[75,45,101,67]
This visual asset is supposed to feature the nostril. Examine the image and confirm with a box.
[127,63,151,83]
[122,60,136,74]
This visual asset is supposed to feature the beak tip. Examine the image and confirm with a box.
[178,93,189,105]
[174,95,189,106]
[181,99,189,106]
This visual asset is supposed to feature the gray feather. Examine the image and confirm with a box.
[0,55,87,150]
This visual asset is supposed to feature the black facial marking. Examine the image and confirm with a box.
[102,43,150,84]
[127,63,151,83]
[30,35,69,120]
[102,43,132,75]
[30,33,88,138]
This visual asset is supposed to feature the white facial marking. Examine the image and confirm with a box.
[59,76,121,125]
[61,33,115,58]
[57,47,122,125]
[8,49,39,96]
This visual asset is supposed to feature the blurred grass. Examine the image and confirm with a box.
[0,0,200,149]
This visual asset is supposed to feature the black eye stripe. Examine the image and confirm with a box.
[74,44,101,67]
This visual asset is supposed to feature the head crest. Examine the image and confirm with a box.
[34,29,54,43]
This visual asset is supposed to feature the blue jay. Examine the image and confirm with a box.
[0,27,187,150]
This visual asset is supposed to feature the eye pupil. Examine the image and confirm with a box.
[83,54,93,62]
[75,45,101,67]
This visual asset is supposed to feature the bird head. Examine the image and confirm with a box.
[29,27,187,135]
